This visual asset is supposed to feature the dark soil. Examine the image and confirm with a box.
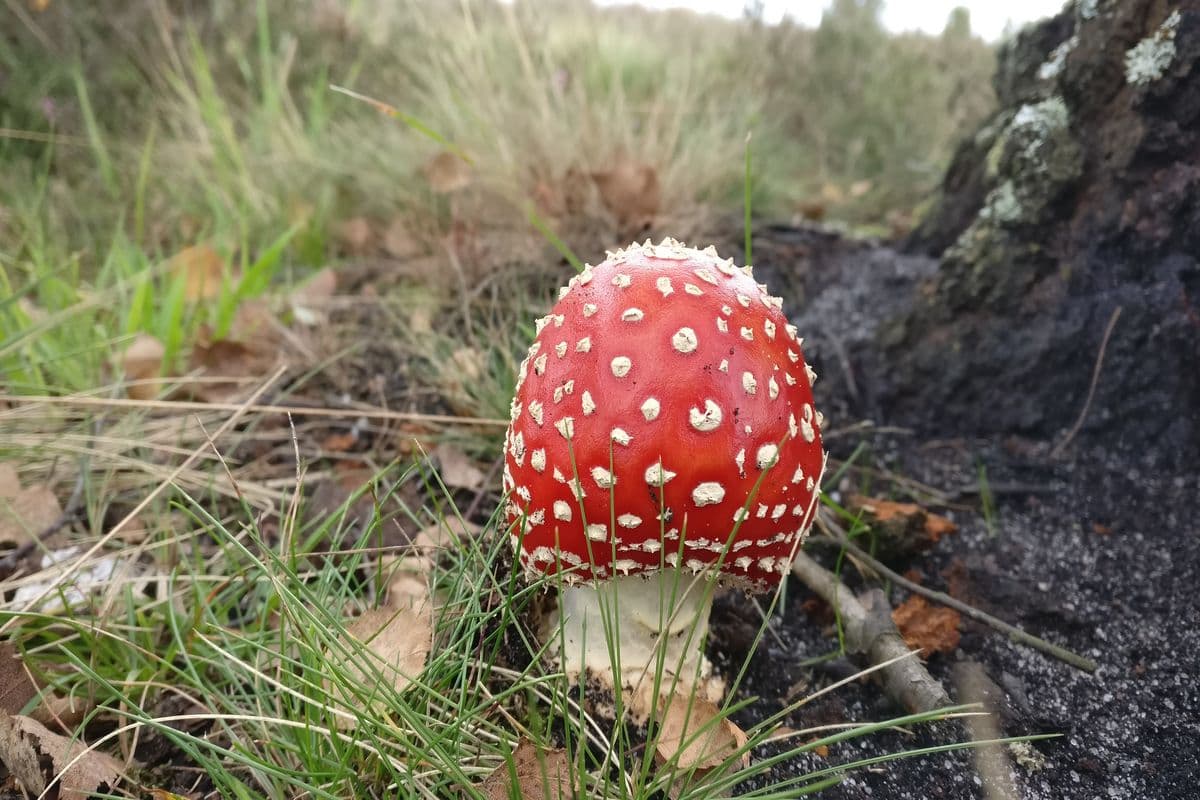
[709,434,1199,799]
[699,221,1199,799]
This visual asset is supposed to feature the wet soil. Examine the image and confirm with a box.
[702,222,1199,799]
[709,433,1198,799]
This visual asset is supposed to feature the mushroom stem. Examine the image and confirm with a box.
[551,571,722,714]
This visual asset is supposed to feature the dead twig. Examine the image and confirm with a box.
[1051,306,1122,458]
[791,550,951,713]
[829,531,1098,673]
[954,661,1021,800]
[0,394,509,428]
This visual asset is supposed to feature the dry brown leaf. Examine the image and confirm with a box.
[0,643,39,716]
[412,517,480,556]
[30,693,92,733]
[923,511,958,540]
[290,268,338,327]
[187,302,282,400]
[590,157,659,232]
[0,713,123,799]
[383,217,422,259]
[123,333,166,401]
[320,431,359,453]
[892,595,961,655]
[433,443,485,490]
[852,496,922,523]
[337,217,374,255]
[655,695,749,772]
[343,605,432,694]
[480,739,573,800]
[848,495,957,556]
[0,462,20,498]
[849,179,873,198]
[167,244,228,301]
[112,513,151,545]
[795,199,828,222]
[0,485,62,549]
[423,151,472,193]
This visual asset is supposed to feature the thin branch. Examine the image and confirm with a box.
[830,533,1098,673]
[791,551,950,714]
[0,394,509,428]
[1051,306,1122,458]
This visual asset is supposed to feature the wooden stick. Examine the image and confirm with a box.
[0,393,509,428]
[791,550,951,714]
[832,534,1098,673]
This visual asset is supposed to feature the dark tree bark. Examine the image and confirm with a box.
[760,1,1200,466]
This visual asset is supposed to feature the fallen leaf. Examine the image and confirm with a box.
[123,334,166,401]
[337,217,374,255]
[891,595,961,655]
[0,462,20,498]
[412,517,480,556]
[923,511,958,540]
[795,199,827,222]
[112,512,151,545]
[167,244,228,301]
[480,739,573,800]
[186,303,282,401]
[383,217,421,259]
[847,494,957,557]
[433,443,485,490]
[341,605,432,696]
[320,431,359,453]
[423,151,472,194]
[30,692,92,732]
[655,695,749,772]
[0,713,124,799]
[290,267,338,327]
[590,157,659,233]
[0,485,62,550]
[0,643,39,715]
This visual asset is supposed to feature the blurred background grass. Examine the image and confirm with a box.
[0,0,997,428]
[1,0,995,278]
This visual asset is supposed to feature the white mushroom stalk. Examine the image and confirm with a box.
[553,572,720,711]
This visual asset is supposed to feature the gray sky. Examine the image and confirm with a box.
[594,0,1067,41]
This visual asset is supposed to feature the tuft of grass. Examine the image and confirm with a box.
[0,430,1031,797]
[977,460,998,538]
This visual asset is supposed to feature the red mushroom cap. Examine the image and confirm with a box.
[503,239,825,591]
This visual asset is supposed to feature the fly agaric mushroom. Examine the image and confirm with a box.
[503,238,825,708]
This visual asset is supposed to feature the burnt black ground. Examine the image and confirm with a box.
[708,433,1200,799]
[698,219,1199,797]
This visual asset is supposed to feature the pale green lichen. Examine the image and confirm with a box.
[1125,10,1181,86]
[1038,35,1078,81]
[974,96,1081,228]
[1011,96,1070,134]
[980,181,1022,224]
[1078,0,1100,21]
